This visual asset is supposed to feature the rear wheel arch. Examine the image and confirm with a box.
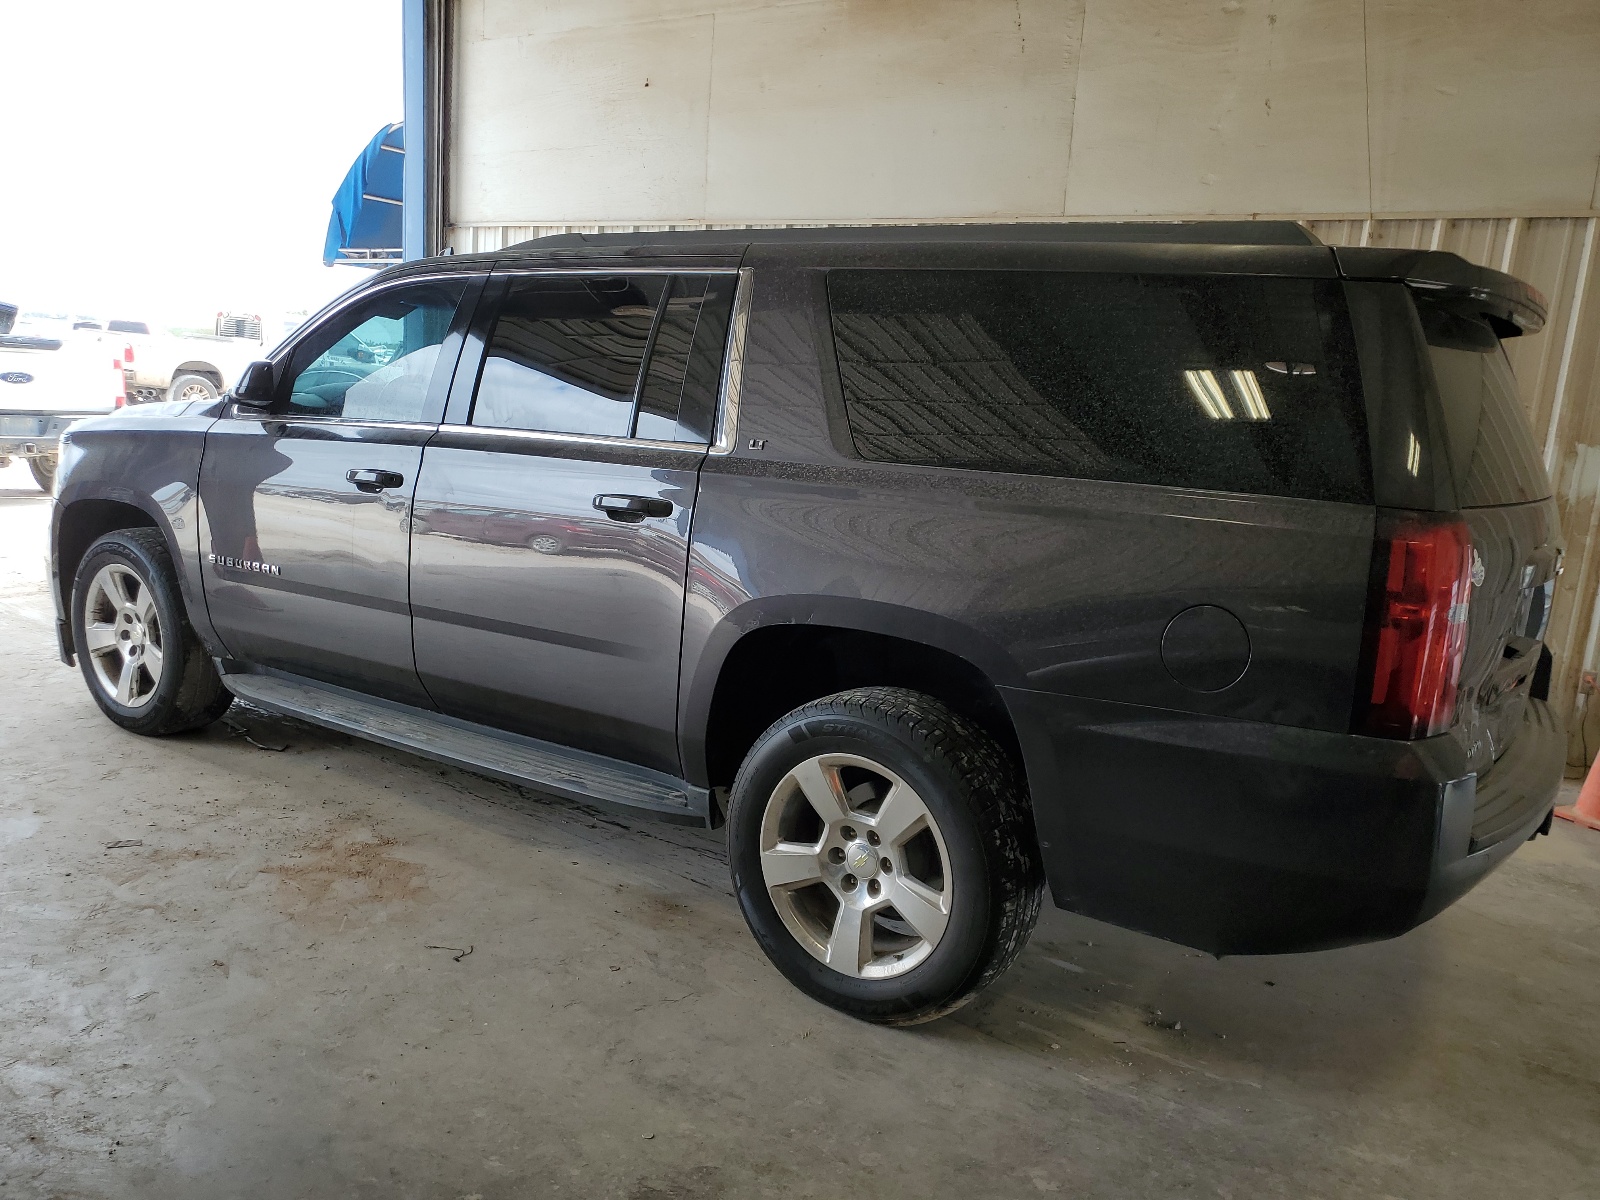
[172,362,223,390]
[693,610,1029,801]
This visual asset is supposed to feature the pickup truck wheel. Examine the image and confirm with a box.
[71,529,233,736]
[727,687,1043,1025]
[28,452,57,491]
[167,374,218,404]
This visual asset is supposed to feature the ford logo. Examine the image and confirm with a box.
[0,371,33,384]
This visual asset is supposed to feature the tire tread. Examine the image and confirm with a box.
[732,686,1044,1025]
[73,528,232,735]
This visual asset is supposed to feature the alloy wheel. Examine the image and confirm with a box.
[758,752,953,979]
[81,563,164,708]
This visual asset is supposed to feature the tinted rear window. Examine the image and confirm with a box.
[827,270,1370,503]
[1418,302,1551,508]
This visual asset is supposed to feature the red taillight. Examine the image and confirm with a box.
[123,341,134,365]
[1357,513,1473,739]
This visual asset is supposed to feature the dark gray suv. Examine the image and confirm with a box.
[49,223,1565,1023]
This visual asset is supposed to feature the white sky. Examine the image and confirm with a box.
[0,0,402,334]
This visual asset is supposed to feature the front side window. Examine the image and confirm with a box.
[469,274,731,443]
[827,269,1371,503]
[281,280,467,422]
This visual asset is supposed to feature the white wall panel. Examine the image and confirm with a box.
[1064,1,1370,218]
[704,0,1080,222]
[1365,0,1600,217]
[451,10,715,225]
[448,0,1600,232]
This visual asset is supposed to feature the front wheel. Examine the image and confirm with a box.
[71,529,233,735]
[28,452,57,491]
[727,687,1043,1025]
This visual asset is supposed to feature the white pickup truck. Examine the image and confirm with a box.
[103,317,261,404]
[0,307,126,490]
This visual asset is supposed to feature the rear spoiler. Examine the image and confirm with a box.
[1334,246,1547,337]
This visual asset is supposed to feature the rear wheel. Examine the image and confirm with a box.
[28,452,56,491]
[72,529,232,735]
[727,687,1042,1025]
[167,374,219,404]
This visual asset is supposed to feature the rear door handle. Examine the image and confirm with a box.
[347,468,405,493]
[593,494,673,521]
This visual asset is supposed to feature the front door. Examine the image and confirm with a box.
[199,277,474,704]
[409,270,736,773]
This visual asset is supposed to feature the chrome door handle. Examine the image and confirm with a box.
[593,494,673,521]
[347,468,405,493]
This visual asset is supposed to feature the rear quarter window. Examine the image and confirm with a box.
[827,269,1371,503]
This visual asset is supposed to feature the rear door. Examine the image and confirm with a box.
[198,276,475,703]
[409,269,736,773]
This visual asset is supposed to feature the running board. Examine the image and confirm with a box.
[221,671,709,826]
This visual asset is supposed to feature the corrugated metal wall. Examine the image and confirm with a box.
[1310,218,1600,769]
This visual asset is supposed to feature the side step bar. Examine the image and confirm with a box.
[221,671,710,826]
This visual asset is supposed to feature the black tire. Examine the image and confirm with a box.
[71,528,233,736]
[167,373,219,404]
[727,687,1043,1025]
[28,452,56,491]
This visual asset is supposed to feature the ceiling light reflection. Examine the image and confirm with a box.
[1229,370,1271,420]
[1183,369,1235,420]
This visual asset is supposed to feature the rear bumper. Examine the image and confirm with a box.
[1002,688,1564,955]
[0,411,95,456]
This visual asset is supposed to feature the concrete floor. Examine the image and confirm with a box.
[2,458,1599,1200]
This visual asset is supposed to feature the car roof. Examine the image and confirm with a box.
[373,220,1331,287]
[502,220,1320,252]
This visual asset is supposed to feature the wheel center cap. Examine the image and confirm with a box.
[845,841,878,877]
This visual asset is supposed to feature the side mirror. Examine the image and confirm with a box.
[231,360,275,409]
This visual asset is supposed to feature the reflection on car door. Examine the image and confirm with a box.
[199,277,476,703]
[409,271,735,773]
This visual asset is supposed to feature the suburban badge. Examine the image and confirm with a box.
[207,552,281,576]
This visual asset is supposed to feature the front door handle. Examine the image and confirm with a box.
[347,468,405,493]
[593,494,673,522]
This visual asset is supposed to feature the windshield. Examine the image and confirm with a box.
[1418,302,1551,508]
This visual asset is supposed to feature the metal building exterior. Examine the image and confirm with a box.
[405,0,1600,759]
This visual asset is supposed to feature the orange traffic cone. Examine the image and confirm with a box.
[1555,751,1600,832]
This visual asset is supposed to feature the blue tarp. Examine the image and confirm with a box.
[323,123,404,267]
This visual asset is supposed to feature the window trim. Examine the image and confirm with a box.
[430,422,710,454]
[710,267,752,455]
